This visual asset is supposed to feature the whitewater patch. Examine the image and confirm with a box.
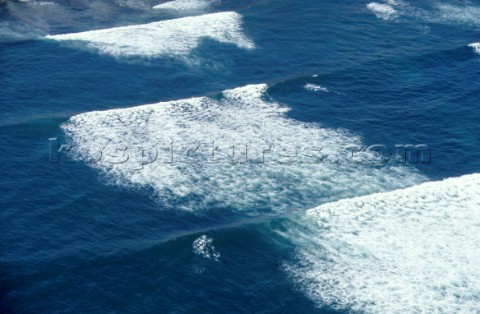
[367,3,398,20]
[304,83,329,93]
[62,84,425,212]
[282,173,480,313]
[44,12,254,58]
[468,43,480,55]
[193,235,220,261]
[153,0,215,11]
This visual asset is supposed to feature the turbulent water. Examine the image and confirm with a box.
[1,0,479,313]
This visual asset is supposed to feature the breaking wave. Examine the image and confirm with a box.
[62,84,425,212]
[281,173,480,313]
[45,12,254,58]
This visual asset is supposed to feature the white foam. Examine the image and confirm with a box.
[21,1,56,6]
[385,0,402,5]
[434,4,480,28]
[367,3,397,20]
[368,1,480,29]
[282,173,480,313]
[193,235,220,261]
[45,12,254,58]
[153,0,215,11]
[304,83,329,93]
[469,43,480,55]
[63,84,425,212]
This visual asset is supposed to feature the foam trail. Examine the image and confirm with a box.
[0,19,46,41]
[282,173,480,313]
[63,84,425,212]
[468,43,480,55]
[153,0,215,11]
[434,4,480,28]
[45,12,254,58]
[367,1,480,29]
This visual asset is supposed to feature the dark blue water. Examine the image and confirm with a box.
[1,0,479,313]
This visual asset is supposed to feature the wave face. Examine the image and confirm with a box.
[0,19,46,41]
[62,84,425,212]
[282,174,480,313]
[0,0,157,42]
[45,12,254,58]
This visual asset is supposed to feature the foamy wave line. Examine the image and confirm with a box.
[153,0,215,11]
[282,173,480,313]
[45,12,254,58]
[62,84,424,212]
[368,0,480,29]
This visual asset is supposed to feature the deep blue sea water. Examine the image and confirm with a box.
[1,0,480,313]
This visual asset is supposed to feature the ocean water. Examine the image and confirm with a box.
[1,0,479,313]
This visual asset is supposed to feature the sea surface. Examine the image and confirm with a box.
[1,0,480,313]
